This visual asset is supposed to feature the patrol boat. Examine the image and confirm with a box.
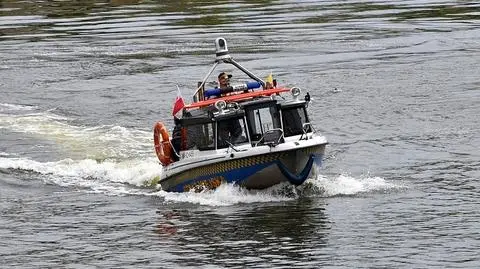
[153,38,328,192]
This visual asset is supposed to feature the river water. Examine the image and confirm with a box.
[1,0,479,268]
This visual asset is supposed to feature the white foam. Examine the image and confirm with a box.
[307,174,404,197]
[1,153,404,204]
[0,111,152,159]
[0,156,162,188]
[0,152,11,157]
[159,183,294,206]
[0,111,68,134]
[0,103,37,112]
[0,155,293,205]
[150,174,404,206]
[0,109,168,195]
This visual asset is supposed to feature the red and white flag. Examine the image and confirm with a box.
[172,86,185,117]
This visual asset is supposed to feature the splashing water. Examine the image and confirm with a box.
[1,103,404,205]
[0,104,162,191]
[150,175,405,206]
[0,153,404,205]
[0,110,152,160]
[307,174,405,197]
[0,103,37,112]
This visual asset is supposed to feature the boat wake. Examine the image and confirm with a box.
[0,155,405,204]
[0,103,405,205]
[0,155,405,206]
[158,175,406,206]
[0,103,163,194]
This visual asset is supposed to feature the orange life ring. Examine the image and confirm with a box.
[153,122,174,166]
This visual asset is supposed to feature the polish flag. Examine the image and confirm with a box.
[172,86,185,117]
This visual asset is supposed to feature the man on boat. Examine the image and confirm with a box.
[217,120,244,148]
[218,72,232,89]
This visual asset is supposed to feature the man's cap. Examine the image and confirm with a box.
[218,72,232,79]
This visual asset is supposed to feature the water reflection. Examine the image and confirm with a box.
[155,210,179,236]
[155,199,330,266]
[2,0,479,41]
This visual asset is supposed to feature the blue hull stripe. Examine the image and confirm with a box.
[168,154,321,192]
[170,162,271,192]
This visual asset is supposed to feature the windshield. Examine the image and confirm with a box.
[246,106,281,142]
[282,106,311,137]
[216,118,248,149]
[183,122,215,151]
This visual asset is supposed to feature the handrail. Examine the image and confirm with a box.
[254,128,284,147]
[299,122,315,140]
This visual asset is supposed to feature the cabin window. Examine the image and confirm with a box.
[246,106,281,142]
[183,122,215,151]
[216,118,248,149]
[282,106,311,137]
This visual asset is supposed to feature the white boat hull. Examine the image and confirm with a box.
[159,135,327,192]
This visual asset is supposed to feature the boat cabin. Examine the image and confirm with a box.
[169,37,313,158]
[172,96,312,156]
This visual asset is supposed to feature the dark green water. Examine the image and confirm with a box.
[1,1,479,268]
